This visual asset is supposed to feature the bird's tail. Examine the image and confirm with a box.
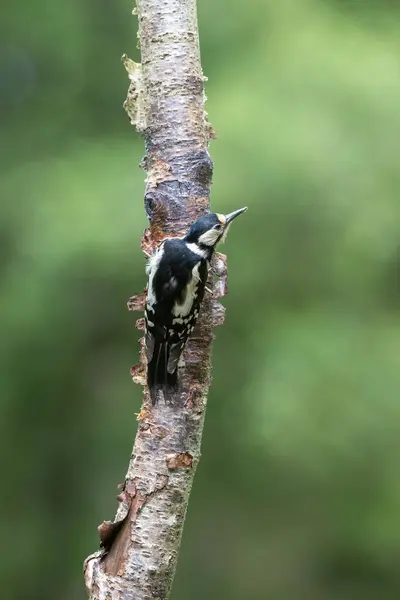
[147,342,178,405]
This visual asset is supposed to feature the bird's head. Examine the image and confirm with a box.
[184,207,248,252]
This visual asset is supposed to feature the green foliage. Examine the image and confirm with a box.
[1,0,400,598]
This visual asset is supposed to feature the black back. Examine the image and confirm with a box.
[150,238,208,334]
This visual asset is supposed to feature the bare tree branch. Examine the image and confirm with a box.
[83,0,227,598]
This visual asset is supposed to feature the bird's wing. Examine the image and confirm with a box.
[166,259,208,374]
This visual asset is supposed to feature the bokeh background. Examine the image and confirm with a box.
[2,0,400,598]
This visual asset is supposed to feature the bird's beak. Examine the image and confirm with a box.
[224,206,248,225]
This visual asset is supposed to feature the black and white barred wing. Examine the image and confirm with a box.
[166,259,208,374]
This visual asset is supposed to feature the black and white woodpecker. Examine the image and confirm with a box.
[144,207,247,404]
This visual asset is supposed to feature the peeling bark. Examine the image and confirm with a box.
[84,0,226,598]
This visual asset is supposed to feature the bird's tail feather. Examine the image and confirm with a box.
[147,342,178,405]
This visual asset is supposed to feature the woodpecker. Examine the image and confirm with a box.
[144,207,247,404]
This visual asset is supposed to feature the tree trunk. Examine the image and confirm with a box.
[83,0,227,598]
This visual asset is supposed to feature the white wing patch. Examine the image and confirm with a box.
[146,243,165,307]
[172,263,201,317]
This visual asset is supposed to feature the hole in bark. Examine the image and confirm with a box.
[145,194,156,219]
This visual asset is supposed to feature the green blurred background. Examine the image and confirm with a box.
[2,0,400,598]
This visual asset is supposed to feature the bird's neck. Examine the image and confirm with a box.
[184,238,214,261]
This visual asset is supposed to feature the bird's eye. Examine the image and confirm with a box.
[215,224,222,230]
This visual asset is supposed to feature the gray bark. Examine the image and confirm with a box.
[83,0,227,598]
